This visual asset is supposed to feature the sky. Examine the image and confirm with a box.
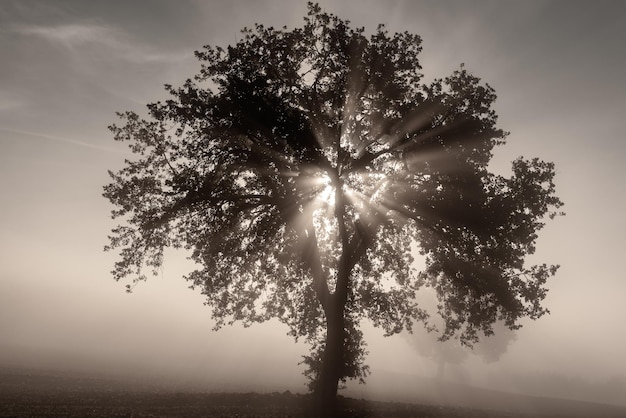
[1,0,625,407]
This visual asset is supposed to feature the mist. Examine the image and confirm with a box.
[1,0,625,413]
[2,257,624,408]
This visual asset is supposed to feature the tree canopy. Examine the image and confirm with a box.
[104,3,563,412]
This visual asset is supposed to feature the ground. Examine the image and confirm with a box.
[1,367,625,417]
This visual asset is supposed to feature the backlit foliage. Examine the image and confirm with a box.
[104,3,563,388]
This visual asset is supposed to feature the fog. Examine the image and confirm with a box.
[1,0,625,410]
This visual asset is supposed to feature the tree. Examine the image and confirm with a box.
[412,332,469,381]
[404,294,517,380]
[103,3,563,415]
[472,321,517,364]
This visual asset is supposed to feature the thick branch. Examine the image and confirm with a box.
[302,216,332,313]
[333,182,353,307]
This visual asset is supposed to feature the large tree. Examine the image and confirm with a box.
[104,3,563,415]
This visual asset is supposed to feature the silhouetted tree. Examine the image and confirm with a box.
[104,3,563,415]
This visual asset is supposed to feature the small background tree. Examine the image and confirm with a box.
[104,3,563,415]
[404,293,517,380]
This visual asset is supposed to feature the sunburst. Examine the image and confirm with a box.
[316,174,335,207]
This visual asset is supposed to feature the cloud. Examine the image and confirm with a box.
[10,22,192,64]
[12,22,113,45]
[0,127,131,154]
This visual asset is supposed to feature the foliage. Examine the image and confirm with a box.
[104,2,563,392]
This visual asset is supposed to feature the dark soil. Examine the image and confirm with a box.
[0,390,539,417]
[1,368,625,417]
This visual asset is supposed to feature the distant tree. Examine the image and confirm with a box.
[402,291,469,379]
[414,333,469,380]
[103,3,563,415]
[472,321,517,363]
[405,298,517,379]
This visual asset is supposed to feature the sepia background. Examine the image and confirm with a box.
[1,0,625,407]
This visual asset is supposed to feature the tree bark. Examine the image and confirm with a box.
[313,296,345,417]
[311,175,352,416]
[313,259,351,415]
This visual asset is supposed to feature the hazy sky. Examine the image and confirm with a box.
[1,0,625,405]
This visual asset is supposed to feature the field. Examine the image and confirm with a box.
[0,391,531,418]
[1,367,625,417]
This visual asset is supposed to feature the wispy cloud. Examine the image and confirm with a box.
[0,127,132,155]
[10,22,191,64]
[12,22,113,45]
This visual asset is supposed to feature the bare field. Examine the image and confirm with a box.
[1,368,625,417]
[0,391,537,418]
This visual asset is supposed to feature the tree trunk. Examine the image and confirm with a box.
[312,298,345,417]
[311,183,352,416]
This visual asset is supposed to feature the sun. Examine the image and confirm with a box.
[317,175,335,206]
[317,174,335,206]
